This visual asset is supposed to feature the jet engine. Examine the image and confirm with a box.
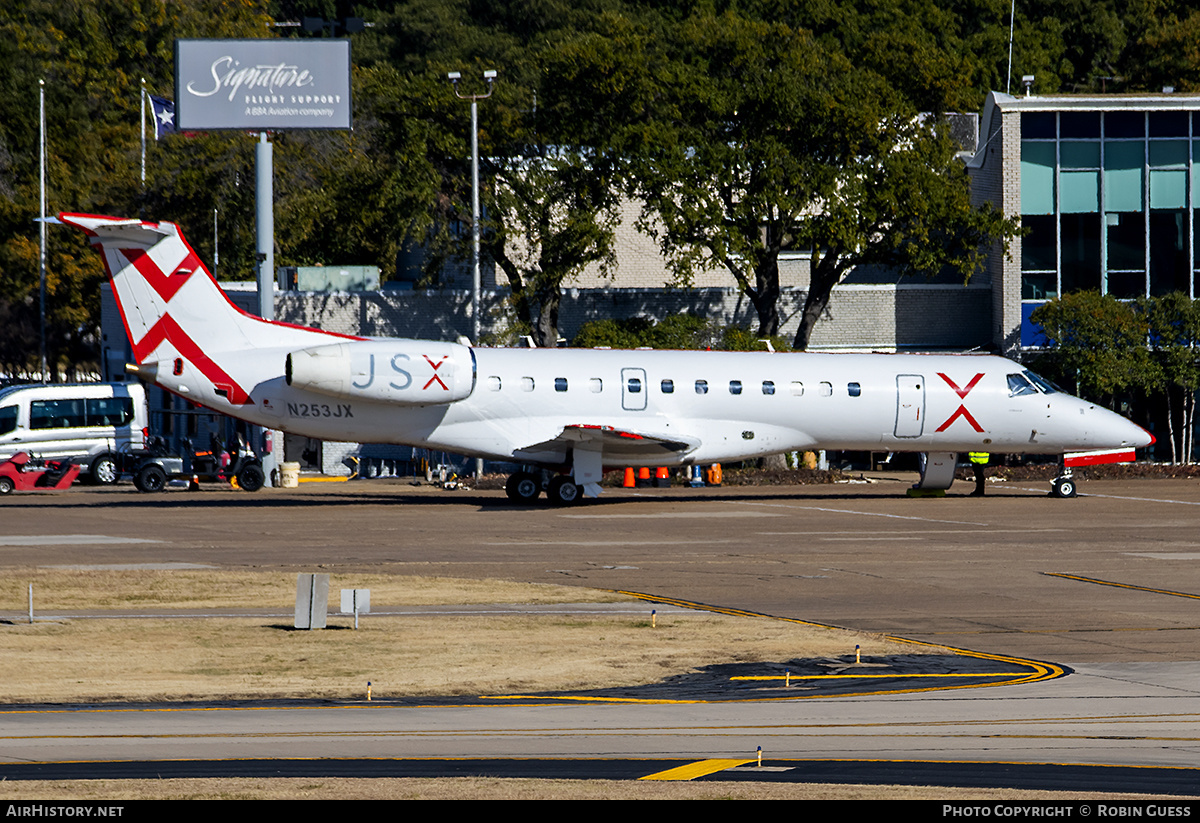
[285,340,474,405]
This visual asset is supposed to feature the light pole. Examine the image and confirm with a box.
[447,69,496,346]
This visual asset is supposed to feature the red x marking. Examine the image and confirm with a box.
[120,247,200,302]
[118,248,252,405]
[935,372,985,433]
[422,355,449,390]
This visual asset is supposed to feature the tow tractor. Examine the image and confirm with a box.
[0,452,82,495]
[127,434,266,493]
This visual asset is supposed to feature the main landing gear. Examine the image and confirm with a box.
[504,469,584,506]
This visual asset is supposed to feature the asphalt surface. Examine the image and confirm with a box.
[3,474,1200,792]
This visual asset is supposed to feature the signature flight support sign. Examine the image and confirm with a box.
[175,39,352,131]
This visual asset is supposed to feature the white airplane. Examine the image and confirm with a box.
[63,212,1153,503]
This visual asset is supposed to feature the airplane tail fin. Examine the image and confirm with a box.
[62,213,330,406]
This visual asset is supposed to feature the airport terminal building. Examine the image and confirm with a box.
[968,90,1200,350]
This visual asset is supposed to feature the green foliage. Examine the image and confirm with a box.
[1029,292,1157,400]
[572,314,790,351]
[569,7,1019,349]
[0,0,1192,376]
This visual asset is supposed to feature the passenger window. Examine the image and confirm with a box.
[661,379,674,394]
[790,382,804,396]
[729,380,743,395]
[521,377,535,392]
[87,397,133,427]
[589,378,603,393]
[0,406,16,436]
[695,380,708,395]
[762,381,775,395]
[31,399,85,429]
[554,377,568,392]
[819,382,832,397]
[487,376,501,391]
[627,377,642,393]
[847,383,861,397]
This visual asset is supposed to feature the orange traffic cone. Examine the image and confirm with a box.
[623,467,635,488]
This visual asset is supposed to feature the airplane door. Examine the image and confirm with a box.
[895,375,925,438]
[621,368,647,411]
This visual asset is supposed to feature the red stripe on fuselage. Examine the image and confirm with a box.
[134,314,252,406]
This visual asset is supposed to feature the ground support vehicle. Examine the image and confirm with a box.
[126,435,265,493]
[0,383,148,486]
[0,452,82,495]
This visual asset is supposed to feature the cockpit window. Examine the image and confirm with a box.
[1007,373,1038,397]
[1023,370,1061,394]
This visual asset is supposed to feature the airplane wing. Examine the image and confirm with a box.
[516,424,700,463]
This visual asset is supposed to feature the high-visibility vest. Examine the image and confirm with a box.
[968,452,989,465]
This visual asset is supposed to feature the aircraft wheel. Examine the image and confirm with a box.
[90,454,118,486]
[548,476,582,506]
[0,476,13,495]
[237,463,266,492]
[505,472,541,503]
[134,464,167,493]
[1051,478,1077,498]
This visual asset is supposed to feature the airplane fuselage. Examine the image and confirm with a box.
[149,343,1146,469]
[62,212,1151,501]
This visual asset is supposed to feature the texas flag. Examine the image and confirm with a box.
[149,95,177,140]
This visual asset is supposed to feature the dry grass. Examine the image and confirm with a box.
[1,612,908,703]
[0,569,918,703]
[3,569,624,610]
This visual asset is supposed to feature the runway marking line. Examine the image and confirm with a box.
[725,500,989,527]
[639,759,754,781]
[1044,572,1200,601]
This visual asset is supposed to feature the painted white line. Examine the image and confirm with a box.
[1074,492,1200,507]
[1126,552,1200,560]
[41,562,214,570]
[758,529,1064,535]
[560,512,782,519]
[0,535,162,546]
[1011,486,1200,506]
[729,500,989,526]
[817,536,922,541]
[484,540,737,547]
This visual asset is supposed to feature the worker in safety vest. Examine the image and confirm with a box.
[968,452,989,497]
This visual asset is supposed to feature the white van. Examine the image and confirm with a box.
[0,382,149,484]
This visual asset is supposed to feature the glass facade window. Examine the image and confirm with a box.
[1020,108,1198,313]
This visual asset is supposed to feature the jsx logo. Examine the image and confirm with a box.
[935,372,985,433]
[422,355,449,390]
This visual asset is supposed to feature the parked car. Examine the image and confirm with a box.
[0,382,149,485]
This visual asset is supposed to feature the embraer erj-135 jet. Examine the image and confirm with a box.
[63,213,1153,504]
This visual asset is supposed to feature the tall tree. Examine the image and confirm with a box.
[1137,293,1200,464]
[0,0,272,378]
[590,9,1017,349]
[1029,291,1157,404]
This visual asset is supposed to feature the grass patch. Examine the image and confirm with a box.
[3,569,625,610]
[1,569,920,704]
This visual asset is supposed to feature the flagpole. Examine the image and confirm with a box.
[140,78,146,186]
[38,78,47,383]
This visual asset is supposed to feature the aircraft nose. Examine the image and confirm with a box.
[1097,406,1154,449]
